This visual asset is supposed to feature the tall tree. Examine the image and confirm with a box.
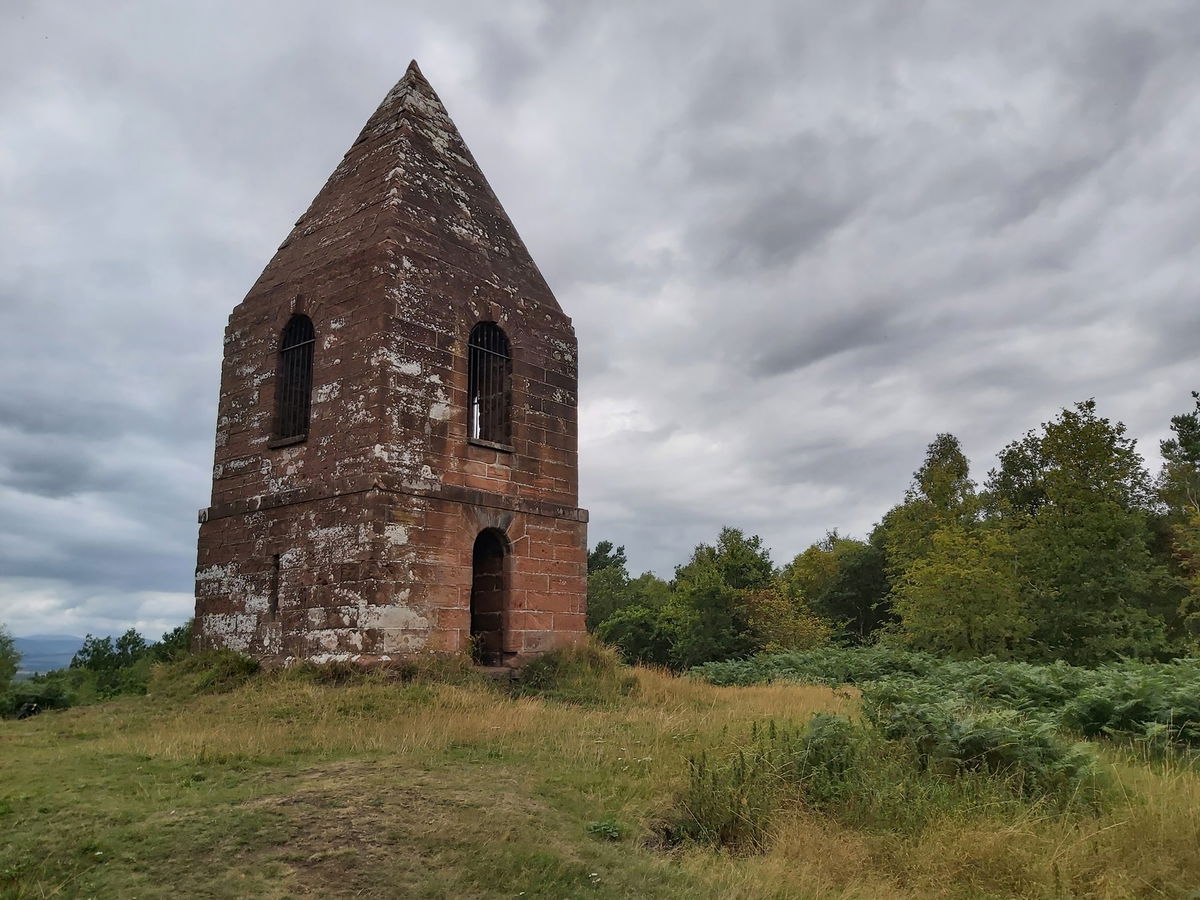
[587,541,628,575]
[893,525,1029,656]
[875,433,977,576]
[674,526,774,592]
[1158,392,1200,644]
[986,401,1170,663]
[782,533,890,643]
[665,527,777,668]
[1159,391,1200,516]
[586,541,632,630]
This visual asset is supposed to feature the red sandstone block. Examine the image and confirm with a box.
[423,628,463,653]
[461,459,488,478]
[540,551,584,573]
[553,613,586,633]
[520,631,559,653]
[422,508,465,531]
[463,474,509,493]
[547,575,580,593]
[512,611,555,631]
[435,607,469,630]
[524,593,575,614]
[552,544,586,563]
[511,573,550,592]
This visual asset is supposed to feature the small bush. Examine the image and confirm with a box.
[513,640,638,706]
[862,679,1103,806]
[149,650,260,700]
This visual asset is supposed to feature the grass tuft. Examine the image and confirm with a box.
[148,649,260,700]
[513,640,639,705]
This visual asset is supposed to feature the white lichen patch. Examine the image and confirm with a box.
[198,613,256,652]
[385,524,409,546]
[315,381,341,403]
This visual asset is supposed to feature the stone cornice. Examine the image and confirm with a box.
[199,475,588,524]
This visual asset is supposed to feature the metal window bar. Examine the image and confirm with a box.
[278,316,315,439]
[468,324,511,444]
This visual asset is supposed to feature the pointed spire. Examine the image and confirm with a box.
[257,62,562,315]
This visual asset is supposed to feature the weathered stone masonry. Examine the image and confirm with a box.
[194,61,588,665]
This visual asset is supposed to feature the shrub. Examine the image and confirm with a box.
[861,679,1103,806]
[738,588,831,653]
[595,605,673,666]
[0,678,72,717]
[513,640,638,705]
[149,650,260,700]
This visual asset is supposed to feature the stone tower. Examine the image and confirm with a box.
[194,62,588,666]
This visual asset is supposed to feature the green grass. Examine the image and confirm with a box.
[1,650,1198,898]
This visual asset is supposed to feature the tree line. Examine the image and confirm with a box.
[0,623,192,715]
[590,396,1200,668]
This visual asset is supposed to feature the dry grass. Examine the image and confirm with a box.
[1,662,1197,898]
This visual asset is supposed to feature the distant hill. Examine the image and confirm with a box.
[13,635,84,677]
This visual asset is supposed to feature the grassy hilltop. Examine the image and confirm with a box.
[2,646,1199,899]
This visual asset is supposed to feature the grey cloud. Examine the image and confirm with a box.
[3,0,1200,632]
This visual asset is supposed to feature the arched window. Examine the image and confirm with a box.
[468,322,511,445]
[275,314,315,440]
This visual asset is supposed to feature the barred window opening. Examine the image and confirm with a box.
[468,323,511,445]
[276,314,315,440]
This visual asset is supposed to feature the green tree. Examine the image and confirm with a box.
[625,572,670,610]
[152,620,194,662]
[986,400,1170,663]
[893,525,1030,656]
[781,533,890,642]
[674,526,774,592]
[70,628,153,697]
[664,527,776,668]
[875,434,977,577]
[1159,391,1200,516]
[0,624,19,692]
[587,541,628,575]
[1158,392,1200,643]
[587,565,631,631]
[667,562,753,668]
[595,605,673,666]
[738,587,831,652]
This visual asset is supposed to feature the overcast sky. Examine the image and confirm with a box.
[2,0,1198,638]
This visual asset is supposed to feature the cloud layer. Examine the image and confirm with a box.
[2,0,1198,635]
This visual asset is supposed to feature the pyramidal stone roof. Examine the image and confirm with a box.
[252,60,561,315]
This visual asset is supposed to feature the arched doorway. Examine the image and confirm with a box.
[470,529,507,665]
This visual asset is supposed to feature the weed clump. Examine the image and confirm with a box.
[149,650,260,700]
[668,699,1104,854]
[513,641,638,706]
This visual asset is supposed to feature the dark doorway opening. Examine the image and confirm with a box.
[470,529,507,665]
